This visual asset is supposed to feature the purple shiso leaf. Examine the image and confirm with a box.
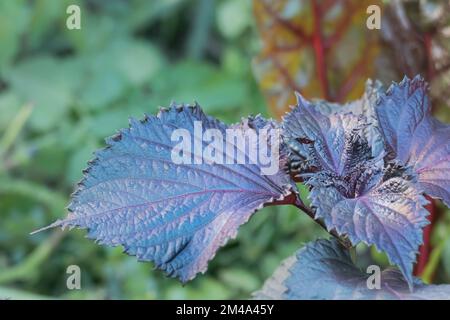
[309,167,429,289]
[35,104,296,282]
[282,89,430,289]
[376,75,450,208]
[282,93,382,180]
[302,79,385,159]
[254,239,450,300]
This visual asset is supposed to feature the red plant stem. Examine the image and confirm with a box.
[320,0,339,15]
[311,0,330,100]
[272,58,303,94]
[414,196,437,276]
[292,197,351,248]
[325,3,356,50]
[271,193,351,248]
[260,1,310,42]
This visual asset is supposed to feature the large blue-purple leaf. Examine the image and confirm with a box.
[309,165,429,288]
[376,76,450,208]
[36,104,296,282]
[254,239,450,300]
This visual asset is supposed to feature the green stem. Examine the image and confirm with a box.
[0,103,33,157]
[421,224,450,284]
[0,231,64,284]
[186,0,215,59]
[0,177,67,284]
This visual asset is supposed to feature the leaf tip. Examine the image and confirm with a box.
[30,219,64,235]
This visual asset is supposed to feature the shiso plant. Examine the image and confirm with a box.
[35,76,450,299]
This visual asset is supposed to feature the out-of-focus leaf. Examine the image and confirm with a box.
[219,268,260,292]
[4,55,77,131]
[114,40,165,86]
[66,141,98,185]
[217,0,251,39]
[0,91,22,131]
[376,76,450,208]
[23,143,66,180]
[150,60,249,114]
[64,9,118,53]
[79,69,127,111]
[0,286,51,300]
[77,39,164,110]
[27,0,70,50]
[73,0,185,36]
[0,0,29,69]
[254,239,450,300]
[253,0,381,117]
[37,105,296,282]
[190,278,231,300]
[87,109,133,140]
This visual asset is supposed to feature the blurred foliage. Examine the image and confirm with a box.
[0,0,327,300]
[0,0,449,300]
[253,0,381,117]
[252,0,450,122]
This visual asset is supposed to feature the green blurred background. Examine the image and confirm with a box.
[0,0,449,300]
[0,0,327,299]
